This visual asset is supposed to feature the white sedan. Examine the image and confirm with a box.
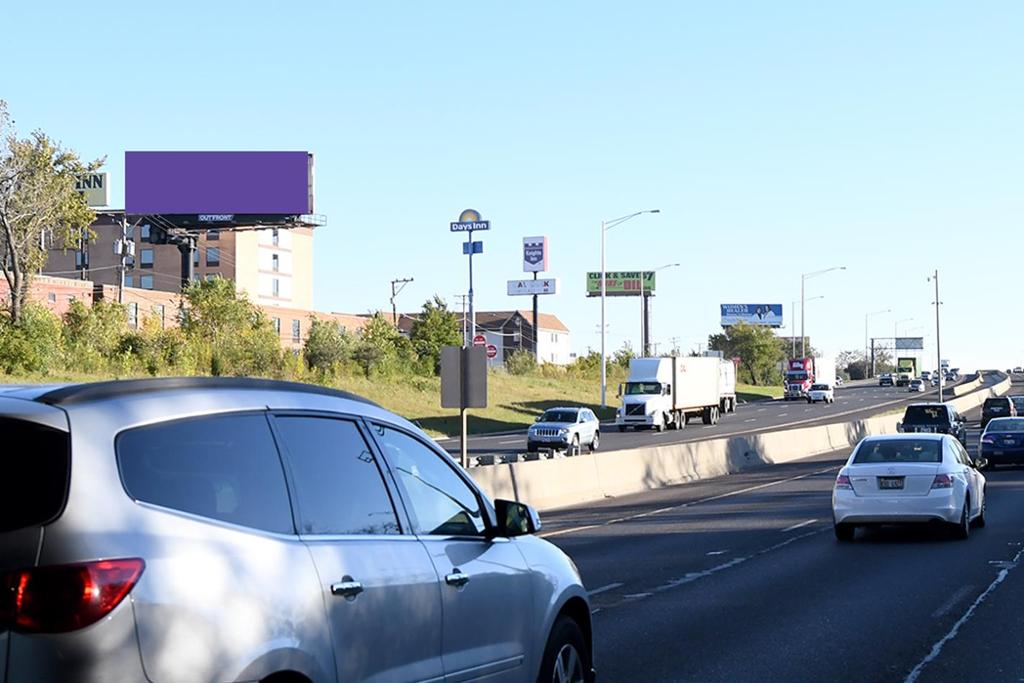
[832,434,986,541]
[807,383,835,404]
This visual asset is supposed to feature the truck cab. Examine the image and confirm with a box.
[617,378,673,431]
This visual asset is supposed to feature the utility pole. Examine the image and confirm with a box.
[390,277,414,327]
[929,270,943,402]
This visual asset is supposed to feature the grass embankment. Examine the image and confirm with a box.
[3,370,626,439]
[736,383,783,402]
[4,371,781,438]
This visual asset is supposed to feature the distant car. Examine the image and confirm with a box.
[980,417,1024,468]
[909,379,926,393]
[981,397,1017,430]
[879,373,894,387]
[1011,395,1024,416]
[807,383,835,404]
[834,376,844,387]
[897,403,967,444]
[1015,367,1023,374]
[921,371,932,381]
[832,434,986,541]
[528,406,600,453]
[931,376,941,387]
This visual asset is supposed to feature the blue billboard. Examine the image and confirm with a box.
[720,304,784,328]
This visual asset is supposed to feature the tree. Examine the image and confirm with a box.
[0,101,99,322]
[410,296,461,374]
[304,317,352,374]
[353,312,403,377]
[709,322,785,385]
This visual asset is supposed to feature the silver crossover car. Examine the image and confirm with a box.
[527,407,600,453]
[0,378,593,683]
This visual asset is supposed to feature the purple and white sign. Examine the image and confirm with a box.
[523,236,548,273]
[125,151,313,215]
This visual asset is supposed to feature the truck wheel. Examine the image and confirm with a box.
[655,415,666,432]
[702,407,712,425]
[617,425,625,433]
[713,406,720,424]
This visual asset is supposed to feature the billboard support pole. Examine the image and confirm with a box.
[177,236,195,291]
[532,272,539,363]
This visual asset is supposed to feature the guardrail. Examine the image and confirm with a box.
[469,374,1012,512]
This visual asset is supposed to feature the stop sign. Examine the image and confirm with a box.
[473,334,486,346]
[486,344,498,359]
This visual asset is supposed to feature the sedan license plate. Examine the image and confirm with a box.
[878,477,905,490]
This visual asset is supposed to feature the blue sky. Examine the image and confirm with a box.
[5,1,1023,370]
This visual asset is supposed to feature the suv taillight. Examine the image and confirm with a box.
[0,558,144,633]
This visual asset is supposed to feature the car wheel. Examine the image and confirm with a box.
[952,498,970,540]
[617,425,625,433]
[539,616,589,683]
[571,434,580,454]
[834,523,855,542]
[973,489,987,528]
[807,398,812,404]
[589,432,599,452]
[527,443,538,453]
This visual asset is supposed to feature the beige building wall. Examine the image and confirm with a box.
[235,227,314,312]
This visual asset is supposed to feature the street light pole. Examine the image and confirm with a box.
[928,271,942,402]
[793,296,824,358]
[800,266,846,357]
[864,308,891,378]
[600,209,660,408]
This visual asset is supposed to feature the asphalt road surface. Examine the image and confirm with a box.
[442,375,985,460]
[542,380,1023,682]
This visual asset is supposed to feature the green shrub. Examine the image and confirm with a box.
[505,350,538,376]
[0,303,63,374]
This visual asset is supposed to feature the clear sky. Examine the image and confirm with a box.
[5,1,1023,371]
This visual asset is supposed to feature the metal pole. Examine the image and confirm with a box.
[791,301,796,357]
[643,293,651,357]
[800,275,806,357]
[600,220,607,408]
[118,215,127,304]
[640,274,645,356]
[532,272,539,363]
[871,338,876,377]
[934,270,942,403]
[468,230,475,344]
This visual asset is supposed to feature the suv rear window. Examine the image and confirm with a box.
[0,419,70,532]
[117,413,294,534]
[902,406,948,425]
[984,399,1011,413]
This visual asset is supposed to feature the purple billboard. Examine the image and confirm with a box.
[125,151,313,215]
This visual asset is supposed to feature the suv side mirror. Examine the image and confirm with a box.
[974,457,988,470]
[493,499,542,537]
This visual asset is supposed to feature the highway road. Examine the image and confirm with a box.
[442,374,986,461]
[542,379,1023,682]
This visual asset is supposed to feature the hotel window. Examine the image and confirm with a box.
[128,302,138,329]
[207,229,219,241]
[140,275,154,290]
[272,317,281,335]
[272,254,279,272]
[193,250,200,267]
[140,249,154,268]
[272,279,280,297]
[206,247,220,266]
[292,319,301,343]
[47,293,56,303]
[206,274,217,282]
[153,304,165,329]
[140,224,151,241]
[124,275,134,288]
[272,228,280,246]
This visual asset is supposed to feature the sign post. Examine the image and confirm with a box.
[451,209,490,346]
[441,345,488,468]
[523,237,549,362]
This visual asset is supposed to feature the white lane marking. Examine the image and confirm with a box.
[757,408,768,412]
[539,465,839,539]
[744,418,757,423]
[930,585,975,619]
[623,592,653,600]
[782,518,817,533]
[498,439,520,445]
[587,582,623,596]
[778,413,788,417]
[706,550,728,556]
[904,545,1024,683]
[859,398,866,402]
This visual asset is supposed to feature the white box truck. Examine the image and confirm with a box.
[616,356,737,432]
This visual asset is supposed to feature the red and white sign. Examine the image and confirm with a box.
[486,344,498,359]
[473,334,486,346]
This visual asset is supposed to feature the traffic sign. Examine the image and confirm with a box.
[486,344,498,359]
[507,278,558,296]
[473,334,486,346]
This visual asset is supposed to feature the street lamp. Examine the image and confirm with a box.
[801,266,846,357]
[927,271,943,401]
[640,262,679,356]
[792,296,824,357]
[865,308,891,378]
[600,209,660,408]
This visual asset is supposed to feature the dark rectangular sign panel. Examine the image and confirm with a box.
[125,151,313,215]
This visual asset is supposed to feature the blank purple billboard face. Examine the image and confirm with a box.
[125,151,313,215]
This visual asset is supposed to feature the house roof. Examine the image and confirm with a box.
[381,309,570,335]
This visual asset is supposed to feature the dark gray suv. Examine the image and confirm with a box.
[0,378,593,683]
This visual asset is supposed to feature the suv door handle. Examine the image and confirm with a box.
[445,570,470,587]
[331,577,364,598]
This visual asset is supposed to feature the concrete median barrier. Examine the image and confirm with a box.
[468,376,1014,512]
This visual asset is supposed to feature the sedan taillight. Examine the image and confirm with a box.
[931,474,954,489]
[835,474,853,490]
[981,435,995,445]
[0,558,145,633]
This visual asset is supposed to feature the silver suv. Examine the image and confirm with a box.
[527,407,600,453]
[0,378,593,683]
